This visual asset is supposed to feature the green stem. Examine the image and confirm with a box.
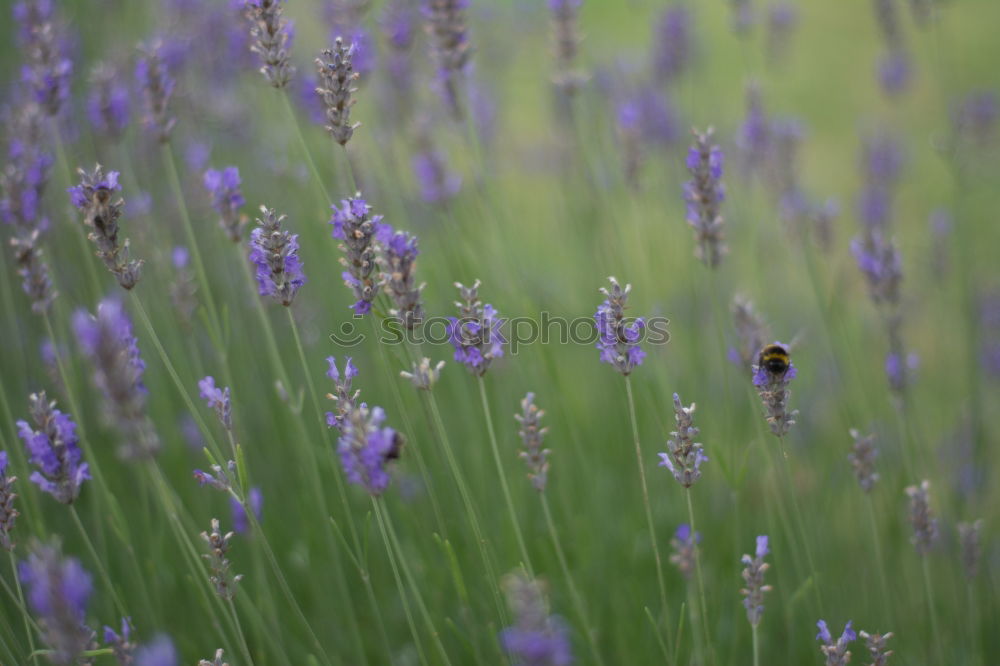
[7,552,39,664]
[752,623,760,666]
[776,435,825,615]
[865,495,893,627]
[540,494,604,665]
[922,556,944,665]
[624,375,673,652]
[69,505,128,619]
[686,491,712,664]
[227,598,255,666]
[477,377,533,575]
[281,92,332,206]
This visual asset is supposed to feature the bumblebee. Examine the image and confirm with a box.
[385,432,406,462]
[758,343,791,376]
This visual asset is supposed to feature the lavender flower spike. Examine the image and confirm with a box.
[247,0,295,88]
[331,194,382,315]
[136,43,176,144]
[0,451,19,551]
[658,393,708,488]
[87,64,130,141]
[400,357,445,391]
[515,392,551,492]
[550,0,585,96]
[17,391,89,504]
[325,356,360,431]
[740,535,772,627]
[730,295,768,371]
[11,229,56,313]
[858,630,893,666]
[17,0,72,117]
[816,620,856,666]
[751,342,798,436]
[199,649,229,666]
[377,223,425,328]
[338,403,404,496]
[134,635,178,666]
[424,0,472,118]
[68,164,143,289]
[499,571,573,665]
[448,280,506,376]
[669,524,699,579]
[315,39,361,146]
[201,518,243,600]
[683,128,727,267]
[203,166,247,242]
[594,276,646,375]
[905,480,937,555]
[958,519,983,580]
[104,617,136,664]
[198,376,232,431]
[73,298,160,458]
[249,205,306,306]
[19,540,94,665]
[848,428,879,492]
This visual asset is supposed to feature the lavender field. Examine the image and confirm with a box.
[1,0,998,664]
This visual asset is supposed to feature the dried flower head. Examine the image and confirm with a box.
[0,451,19,551]
[315,38,361,146]
[905,480,937,556]
[201,518,243,600]
[400,357,445,391]
[246,0,295,88]
[515,392,552,492]
[594,277,646,375]
[17,391,89,504]
[448,280,506,376]
[740,535,772,627]
[68,164,143,290]
[249,206,306,306]
[848,428,879,492]
[859,630,893,666]
[658,393,709,488]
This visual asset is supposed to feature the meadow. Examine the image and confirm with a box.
[1,0,999,664]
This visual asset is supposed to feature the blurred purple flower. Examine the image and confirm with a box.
[17,391,89,504]
[448,280,505,376]
[595,277,645,375]
[231,487,263,534]
[20,541,93,664]
[203,166,247,241]
[338,404,402,496]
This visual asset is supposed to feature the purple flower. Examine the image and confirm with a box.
[424,0,472,118]
[16,2,72,117]
[249,206,305,306]
[104,617,136,663]
[652,6,691,84]
[905,480,937,555]
[331,195,383,314]
[878,51,910,97]
[203,166,246,242]
[68,164,142,290]
[669,523,699,579]
[231,487,263,534]
[448,280,506,376]
[87,64,130,140]
[816,620,856,665]
[499,571,573,665]
[135,634,178,666]
[594,277,646,376]
[751,342,798,437]
[338,404,403,496]
[136,43,176,143]
[198,376,232,431]
[377,223,424,329]
[325,356,360,431]
[412,144,461,204]
[0,451,18,551]
[73,298,159,458]
[740,535,772,627]
[737,83,770,175]
[19,541,93,664]
[683,129,727,267]
[658,393,708,488]
[315,38,361,146]
[17,392,89,504]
